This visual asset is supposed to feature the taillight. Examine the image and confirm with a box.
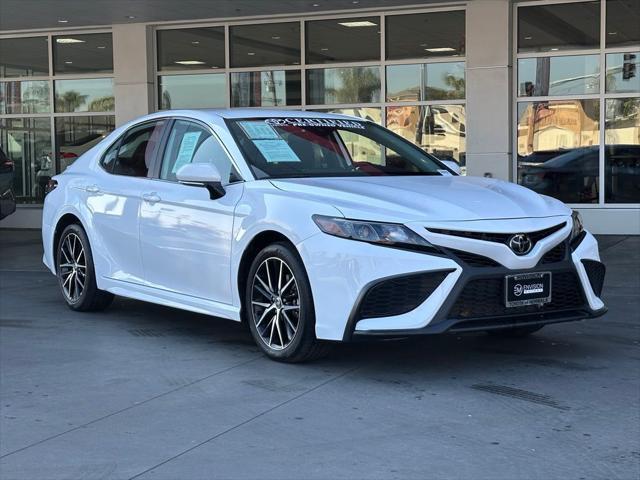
[45,179,58,195]
[59,152,78,159]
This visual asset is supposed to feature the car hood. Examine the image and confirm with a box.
[270,175,570,222]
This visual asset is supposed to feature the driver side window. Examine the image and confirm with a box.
[160,120,238,184]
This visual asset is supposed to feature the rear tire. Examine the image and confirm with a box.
[486,325,544,338]
[244,242,332,363]
[56,223,114,312]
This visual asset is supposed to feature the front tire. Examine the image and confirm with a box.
[56,223,114,312]
[244,242,331,362]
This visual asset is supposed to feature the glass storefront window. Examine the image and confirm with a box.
[606,52,640,93]
[157,27,225,71]
[0,117,52,203]
[306,17,380,64]
[306,67,380,105]
[605,98,640,203]
[53,33,113,74]
[54,78,114,113]
[159,74,226,109]
[517,99,600,204]
[386,11,465,60]
[230,22,300,68]
[386,105,466,173]
[312,107,382,124]
[518,2,600,53]
[54,116,115,173]
[387,62,465,102]
[230,70,301,107]
[606,0,640,47]
[0,37,49,77]
[1,81,50,114]
[518,55,600,97]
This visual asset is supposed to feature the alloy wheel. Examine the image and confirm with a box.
[250,257,300,350]
[58,232,87,302]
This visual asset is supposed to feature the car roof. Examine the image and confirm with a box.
[139,108,368,124]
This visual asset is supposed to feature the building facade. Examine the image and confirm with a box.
[0,0,638,233]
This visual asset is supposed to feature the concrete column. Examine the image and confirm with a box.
[465,0,512,180]
[112,23,154,126]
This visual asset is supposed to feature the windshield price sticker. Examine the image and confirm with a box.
[238,121,280,140]
[253,139,301,163]
[265,118,366,130]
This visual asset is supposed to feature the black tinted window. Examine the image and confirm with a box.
[113,121,165,177]
[100,139,120,172]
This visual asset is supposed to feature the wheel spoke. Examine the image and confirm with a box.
[282,310,296,333]
[265,261,274,293]
[277,260,283,294]
[255,306,275,328]
[268,315,276,347]
[280,276,294,295]
[254,283,272,301]
[282,305,299,311]
[251,301,271,308]
[274,311,284,347]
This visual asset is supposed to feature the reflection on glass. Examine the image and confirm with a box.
[306,67,380,105]
[230,22,300,68]
[157,27,225,71]
[159,74,226,109]
[517,100,600,203]
[386,11,465,60]
[53,33,113,74]
[54,116,115,173]
[0,37,49,77]
[606,0,640,47]
[605,98,640,203]
[386,105,466,172]
[311,108,382,124]
[306,17,380,64]
[54,78,114,113]
[386,64,421,102]
[518,55,599,97]
[425,62,465,100]
[231,70,301,107]
[518,2,600,53]
[0,117,52,203]
[606,52,640,93]
[1,81,50,114]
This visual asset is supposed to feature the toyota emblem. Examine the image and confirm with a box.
[508,233,532,255]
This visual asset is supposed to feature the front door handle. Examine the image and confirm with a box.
[142,192,161,204]
[86,185,101,194]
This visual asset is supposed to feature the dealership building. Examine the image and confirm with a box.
[0,0,638,233]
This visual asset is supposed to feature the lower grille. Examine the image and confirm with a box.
[540,242,566,264]
[448,271,585,320]
[357,270,451,319]
[581,259,606,297]
[445,248,501,267]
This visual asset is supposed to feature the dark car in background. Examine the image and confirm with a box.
[0,145,16,220]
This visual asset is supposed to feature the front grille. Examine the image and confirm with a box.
[540,242,566,264]
[357,270,451,319]
[445,248,502,267]
[448,271,585,320]
[581,259,606,297]
[428,222,566,249]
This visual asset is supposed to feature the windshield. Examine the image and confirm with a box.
[226,117,449,179]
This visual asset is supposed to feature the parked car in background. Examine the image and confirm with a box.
[0,145,16,220]
[43,110,607,362]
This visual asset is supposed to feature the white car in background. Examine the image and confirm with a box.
[42,110,607,362]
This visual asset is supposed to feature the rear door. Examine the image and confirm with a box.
[139,118,243,304]
[88,119,167,283]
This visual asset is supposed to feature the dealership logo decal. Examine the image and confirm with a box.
[513,284,524,296]
[508,233,532,255]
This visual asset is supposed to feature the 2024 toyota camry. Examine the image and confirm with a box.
[42,110,607,362]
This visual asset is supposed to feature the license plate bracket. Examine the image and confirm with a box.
[505,271,552,307]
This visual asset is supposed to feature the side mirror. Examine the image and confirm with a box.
[176,163,225,199]
[441,160,461,175]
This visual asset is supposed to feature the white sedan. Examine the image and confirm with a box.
[42,110,607,362]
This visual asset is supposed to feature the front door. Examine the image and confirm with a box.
[139,119,243,304]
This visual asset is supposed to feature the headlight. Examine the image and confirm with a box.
[570,210,584,241]
[312,215,437,252]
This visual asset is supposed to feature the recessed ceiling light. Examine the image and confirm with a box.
[191,41,200,45]
[64,61,73,64]
[550,48,560,51]
[425,47,456,52]
[55,38,85,44]
[57,19,69,23]
[312,3,320,6]
[608,31,618,35]
[174,60,205,65]
[524,36,532,40]
[247,52,256,56]
[126,15,136,19]
[97,46,106,49]
[321,47,329,51]
[271,36,281,40]
[338,21,377,27]
[352,0,359,3]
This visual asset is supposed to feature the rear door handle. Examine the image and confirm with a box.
[85,185,101,194]
[142,192,161,204]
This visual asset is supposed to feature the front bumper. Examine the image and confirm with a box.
[298,228,606,341]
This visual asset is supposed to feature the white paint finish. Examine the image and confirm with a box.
[112,23,154,126]
[42,109,607,342]
[571,231,604,311]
